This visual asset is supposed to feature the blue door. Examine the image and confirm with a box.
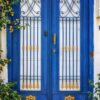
[7,0,94,100]
[52,0,94,99]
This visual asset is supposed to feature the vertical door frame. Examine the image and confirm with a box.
[7,2,20,90]
[81,0,94,93]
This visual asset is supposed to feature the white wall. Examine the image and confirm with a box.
[0,29,8,83]
[94,0,100,83]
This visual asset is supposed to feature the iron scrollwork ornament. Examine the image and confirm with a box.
[21,0,41,17]
[60,0,80,17]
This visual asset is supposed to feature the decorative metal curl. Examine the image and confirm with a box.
[65,95,75,100]
[26,95,36,100]
[21,0,41,17]
[60,0,80,17]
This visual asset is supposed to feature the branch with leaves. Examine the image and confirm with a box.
[0,51,22,100]
[89,74,100,100]
[0,0,23,32]
[0,0,22,99]
[0,50,11,74]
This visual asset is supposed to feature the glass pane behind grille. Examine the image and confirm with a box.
[20,0,41,91]
[59,0,80,91]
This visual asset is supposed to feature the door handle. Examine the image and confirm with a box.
[53,33,56,45]
[52,33,56,53]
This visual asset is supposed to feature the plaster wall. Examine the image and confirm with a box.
[94,0,100,83]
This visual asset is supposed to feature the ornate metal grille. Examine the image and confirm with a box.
[20,0,41,91]
[60,0,80,17]
[59,0,80,91]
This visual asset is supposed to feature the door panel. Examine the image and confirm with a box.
[8,0,50,99]
[52,0,93,99]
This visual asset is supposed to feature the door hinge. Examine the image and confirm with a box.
[90,51,94,58]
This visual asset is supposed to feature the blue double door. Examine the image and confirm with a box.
[8,0,94,100]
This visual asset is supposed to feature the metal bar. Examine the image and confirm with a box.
[72,18,74,88]
[22,16,41,19]
[60,17,80,20]
[26,17,28,88]
[30,17,32,89]
[59,76,80,80]
[69,18,71,88]
[22,17,25,88]
[37,17,39,88]
[76,17,78,89]
[33,17,35,88]
[65,18,67,89]
[62,18,64,89]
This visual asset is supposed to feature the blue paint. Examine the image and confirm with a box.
[80,0,84,92]
[89,0,94,94]
[7,0,94,99]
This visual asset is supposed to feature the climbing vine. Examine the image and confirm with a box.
[0,0,22,99]
[0,0,21,32]
[89,74,100,100]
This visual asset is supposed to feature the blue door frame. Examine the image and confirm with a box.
[7,0,94,100]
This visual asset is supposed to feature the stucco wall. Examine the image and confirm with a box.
[0,0,100,84]
[0,29,8,83]
[94,0,100,83]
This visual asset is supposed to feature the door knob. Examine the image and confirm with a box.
[44,32,48,37]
